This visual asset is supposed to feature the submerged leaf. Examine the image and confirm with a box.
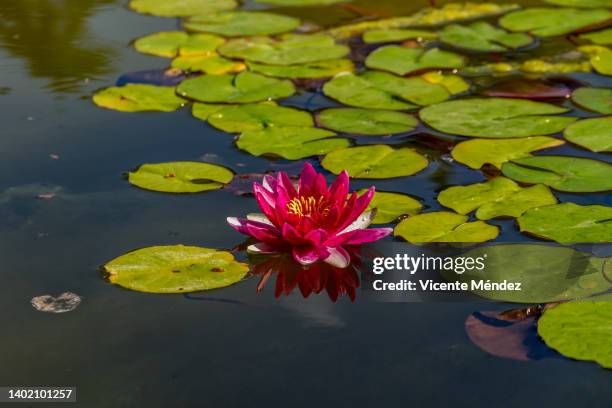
[176,72,295,103]
[128,162,234,193]
[501,156,612,192]
[183,11,300,37]
[236,126,348,160]
[571,87,612,114]
[420,98,576,138]
[103,245,249,293]
[438,177,557,220]
[92,84,186,112]
[564,117,612,152]
[518,203,612,243]
[439,21,533,52]
[129,0,237,17]
[499,7,612,37]
[31,292,82,313]
[360,190,422,224]
[317,108,418,135]
[321,145,428,178]
[394,212,499,243]
[205,103,313,133]
[365,46,465,75]
[482,78,572,99]
[452,137,565,169]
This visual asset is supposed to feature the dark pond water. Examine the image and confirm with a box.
[0,0,610,406]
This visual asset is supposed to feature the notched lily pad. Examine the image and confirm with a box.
[452,136,565,169]
[321,145,428,179]
[438,177,558,220]
[500,7,612,37]
[236,126,348,160]
[31,292,82,313]
[103,245,249,293]
[393,212,499,243]
[171,55,245,74]
[128,162,234,193]
[580,27,612,45]
[129,0,237,17]
[177,72,295,103]
[92,84,186,112]
[316,108,418,135]
[183,11,301,37]
[420,98,576,138]
[501,156,612,192]
[518,203,612,243]
[133,31,189,58]
[363,29,437,44]
[205,103,313,133]
[247,59,354,79]
[440,22,533,52]
[572,87,612,114]
[564,117,612,152]
[365,46,465,76]
[360,190,422,224]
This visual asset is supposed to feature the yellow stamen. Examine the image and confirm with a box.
[286,195,330,217]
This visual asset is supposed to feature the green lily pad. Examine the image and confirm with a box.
[171,55,245,74]
[322,71,468,110]
[205,104,313,133]
[129,0,237,17]
[363,29,437,44]
[393,212,499,243]
[316,108,418,135]
[452,136,565,169]
[191,103,226,122]
[365,46,465,76]
[128,162,234,193]
[103,245,248,293]
[359,190,422,224]
[572,87,612,114]
[255,0,349,5]
[579,45,612,75]
[580,28,612,45]
[443,245,611,303]
[518,203,612,243]
[183,11,300,37]
[92,84,186,112]
[247,59,354,79]
[538,294,612,369]
[236,127,348,160]
[420,98,576,138]
[499,7,612,37]
[564,117,612,152]
[179,34,226,57]
[321,145,428,179]
[176,72,295,103]
[544,0,612,7]
[438,177,558,220]
[439,22,533,52]
[218,34,349,65]
[501,156,612,193]
[133,31,189,58]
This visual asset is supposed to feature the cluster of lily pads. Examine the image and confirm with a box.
[95,0,612,369]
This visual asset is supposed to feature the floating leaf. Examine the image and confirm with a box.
[359,190,422,224]
[579,45,612,75]
[218,34,349,65]
[571,87,612,114]
[133,31,189,58]
[518,203,612,243]
[327,3,520,39]
[365,46,465,76]
[236,127,348,159]
[501,156,612,192]
[323,71,468,110]
[247,59,354,79]
[255,0,349,5]
[439,22,533,52]
[183,11,300,37]
[452,136,565,169]
[317,108,418,135]
[321,145,428,178]
[31,292,82,313]
[103,245,249,293]
[129,0,237,17]
[420,98,576,138]
[538,294,612,369]
[499,7,612,37]
[204,104,313,133]
[363,29,437,44]
[92,84,186,112]
[445,245,611,303]
[438,177,557,220]
[544,0,612,7]
[171,55,245,74]
[191,103,226,121]
[128,162,234,193]
[179,34,226,56]
[176,72,295,103]
[564,117,612,152]
[393,212,499,243]
[580,27,612,45]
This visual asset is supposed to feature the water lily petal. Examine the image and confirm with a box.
[247,242,282,254]
[323,246,350,268]
[298,162,318,196]
[342,227,393,245]
[329,170,349,203]
[282,222,305,244]
[278,171,297,198]
[304,228,328,246]
[246,213,273,226]
[292,245,321,265]
[338,209,376,235]
[228,217,283,243]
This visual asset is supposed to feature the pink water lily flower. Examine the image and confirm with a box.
[227,163,392,268]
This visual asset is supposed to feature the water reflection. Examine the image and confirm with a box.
[0,0,117,93]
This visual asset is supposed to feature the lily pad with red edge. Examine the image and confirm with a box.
[365,46,466,76]
[128,162,234,193]
[393,211,499,243]
[571,87,612,114]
